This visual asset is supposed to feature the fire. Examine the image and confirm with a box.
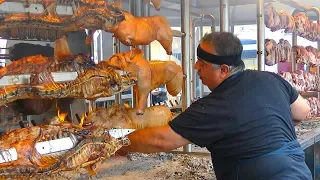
[56,101,68,122]
[123,103,130,108]
[79,113,87,127]
[88,101,93,112]
[77,101,94,127]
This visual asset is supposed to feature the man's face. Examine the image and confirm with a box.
[194,42,230,91]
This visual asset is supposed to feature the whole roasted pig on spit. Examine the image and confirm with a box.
[105,11,173,55]
[98,48,183,115]
[0,67,137,107]
[0,36,95,80]
[0,0,125,41]
[0,104,172,178]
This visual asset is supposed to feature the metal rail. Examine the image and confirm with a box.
[257,0,265,71]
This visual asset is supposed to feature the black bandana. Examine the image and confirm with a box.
[197,45,242,66]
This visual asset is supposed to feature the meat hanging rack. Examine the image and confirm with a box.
[264,1,320,178]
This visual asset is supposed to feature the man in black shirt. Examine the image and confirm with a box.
[120,32,312,180]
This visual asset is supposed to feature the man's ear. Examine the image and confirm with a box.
[220,64,231,78]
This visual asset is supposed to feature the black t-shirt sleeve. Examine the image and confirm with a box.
[168,99,226,147]
[268,72,299,104]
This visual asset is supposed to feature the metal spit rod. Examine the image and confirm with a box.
[257,0,265,71]
[143,1,152,108]
[181,0,192,153]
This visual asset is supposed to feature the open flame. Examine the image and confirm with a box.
[79,113,87,127]
[88,102,93,112]
[56,101,68,122]
[78,101,94,128]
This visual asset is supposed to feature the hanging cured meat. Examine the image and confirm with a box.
[264,3,281,32]
[265,39,278,66]
[264,3,320,42]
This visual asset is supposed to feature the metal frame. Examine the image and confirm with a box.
[191,14,216,99]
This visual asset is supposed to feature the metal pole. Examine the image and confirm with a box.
[201,14,215,98]
[134,0,143,50]
[231,25,235,33]
[190,18,195,100]
[113,36,122,105]
[128,0,134,13]
[99,31,103,63]
[292,32,298,71]
[181,0,192,153]
[89,29,97,110]
[257,0,265,71]
[192,14,216,100]
[129,0,136,108]
[202,14,216,33]
[313,8,320,98]
[134,0,142,16]
[220,0,229,32]
[291,9,300,72]
[317,24,320,99]
[191,18,200,100]
[143,0,152,107]
[143,4,151,60]
[199,24,204,98]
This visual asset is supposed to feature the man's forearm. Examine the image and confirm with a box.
[120,127,168,153]
[119,125,190,154]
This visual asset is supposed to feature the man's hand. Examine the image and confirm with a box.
[120,125,191,153]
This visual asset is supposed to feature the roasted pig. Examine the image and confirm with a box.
[105,11,173,55]
[98,48,183,115]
